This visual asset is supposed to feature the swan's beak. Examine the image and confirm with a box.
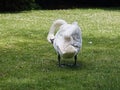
[50,39,54,44]
[47,34,54,44]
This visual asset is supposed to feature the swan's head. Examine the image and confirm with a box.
[47,34,55,44]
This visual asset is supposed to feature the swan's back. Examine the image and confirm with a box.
[53,22,82,58]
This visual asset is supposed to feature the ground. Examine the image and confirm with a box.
[0,8,120,90]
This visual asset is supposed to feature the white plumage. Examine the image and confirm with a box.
[47,19,82,66]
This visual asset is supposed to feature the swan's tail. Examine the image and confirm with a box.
[47,19,67,43]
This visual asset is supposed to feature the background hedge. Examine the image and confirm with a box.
[0,0,36,12]
[0,0,119,12]
[36,0,120,9]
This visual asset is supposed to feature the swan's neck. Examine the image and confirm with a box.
[47,19,67,43]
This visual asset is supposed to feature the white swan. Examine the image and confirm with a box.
[47,19,82,66]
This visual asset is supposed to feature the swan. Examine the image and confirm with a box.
[47,19,82,66]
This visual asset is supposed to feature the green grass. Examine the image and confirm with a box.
[0,8,120,90]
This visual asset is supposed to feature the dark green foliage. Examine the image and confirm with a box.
[36,0,120,9]
[0,0,37,12]
[35,0,76,9]
[0,0,119,11]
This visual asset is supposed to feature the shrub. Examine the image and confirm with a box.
[35,0,120,9]
[35,0,75,9]
[0,0,37,12]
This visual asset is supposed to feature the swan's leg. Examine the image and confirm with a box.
[58,54,61,66]
[74,55,77,66]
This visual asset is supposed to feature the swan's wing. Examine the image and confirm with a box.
[53,23,82,56]
[53,32,64,55]
[72,27,82,47]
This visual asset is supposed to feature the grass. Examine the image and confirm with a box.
[0,8,120,90]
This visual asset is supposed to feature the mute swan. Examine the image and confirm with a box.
[47,19,82,66]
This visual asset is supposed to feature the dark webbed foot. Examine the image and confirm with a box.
[74,55,77,66]
[58,54,61,67]
[58,54,78,67]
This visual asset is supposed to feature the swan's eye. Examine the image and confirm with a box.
[50,39,54,44]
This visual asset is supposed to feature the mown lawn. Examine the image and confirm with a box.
[0,8,120,90]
